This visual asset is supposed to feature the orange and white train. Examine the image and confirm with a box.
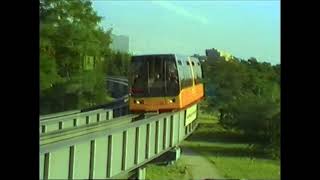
[128,54,205,113]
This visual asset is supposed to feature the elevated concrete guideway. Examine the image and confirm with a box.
[40,76,200,179]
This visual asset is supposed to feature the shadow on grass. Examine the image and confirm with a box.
[188,125,261,144]
[182,144,269,159]
[182,121,273,159]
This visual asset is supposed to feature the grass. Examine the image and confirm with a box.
[146,112,280,180]
[182,142,280,179]
[205,155,280,179]
[180,112,281,179]
[145,160,191,180]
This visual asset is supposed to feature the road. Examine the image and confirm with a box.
[179,147,225,180]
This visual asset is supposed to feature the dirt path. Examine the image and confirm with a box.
[179,147,225,179]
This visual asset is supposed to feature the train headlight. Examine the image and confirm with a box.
[169,98,175,103]
[134,100,144,104]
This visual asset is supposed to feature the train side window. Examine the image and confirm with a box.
[192,61,198,84]
[195,59,202,84]
[186,61,190,66]
[181,62,188,88]
[191,61,195,66]
[187,62,193,87]
[180,72,184,89]
[179,69,185,89]
[180,66,186,89]
[184,68,189,88]
[193,64,198,84]
[197,64,201,82]
[166,59,179,96]
[183,68,189,88]
[177,60,184,88]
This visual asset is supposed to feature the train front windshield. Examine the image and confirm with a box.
[130,55,179,97]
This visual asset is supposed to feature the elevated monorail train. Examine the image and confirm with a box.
[128,54,205,113]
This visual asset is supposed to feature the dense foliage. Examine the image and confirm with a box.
[40,0,130,114]
[202,50,280,159]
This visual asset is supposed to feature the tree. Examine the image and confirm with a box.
[267,112,280,159]
[104,51,131,77]
[40,51,63,92]
[220,95,279,139]
[203,58,248,110]
[203,51,280,158]
[40,0,113,114]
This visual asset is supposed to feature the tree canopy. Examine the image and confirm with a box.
[40,0,129,114]
[202,52,280,158]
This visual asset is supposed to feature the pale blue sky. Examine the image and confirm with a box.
[92,0,280,64]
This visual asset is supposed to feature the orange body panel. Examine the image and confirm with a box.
[179,84,204,108]
[129,83,204,112]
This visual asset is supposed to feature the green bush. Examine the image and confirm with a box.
[202,51,280,158]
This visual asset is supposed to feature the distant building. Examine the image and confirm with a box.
[205,48,220,60]
[205,48,234,61]
[110,34,129,53]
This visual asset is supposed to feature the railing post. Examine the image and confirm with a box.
[137,166,146,179]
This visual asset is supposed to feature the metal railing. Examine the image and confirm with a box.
[40,108,114,134]
[40,106,199,179]
[40,76,129,135]
[40,76,200,179]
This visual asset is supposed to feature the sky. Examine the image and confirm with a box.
[92,0,280,64]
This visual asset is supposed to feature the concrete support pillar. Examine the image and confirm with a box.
[129,167,146,179]
[149,146,182,166]
[168,146,181,164]
[137,167,146,179]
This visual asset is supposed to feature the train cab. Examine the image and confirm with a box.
[128,54,204,113]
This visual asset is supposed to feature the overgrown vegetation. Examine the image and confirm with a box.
[181,113,280,179]
[40,0,130,114]
[201,50,280,159]
[145,161,191,180]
